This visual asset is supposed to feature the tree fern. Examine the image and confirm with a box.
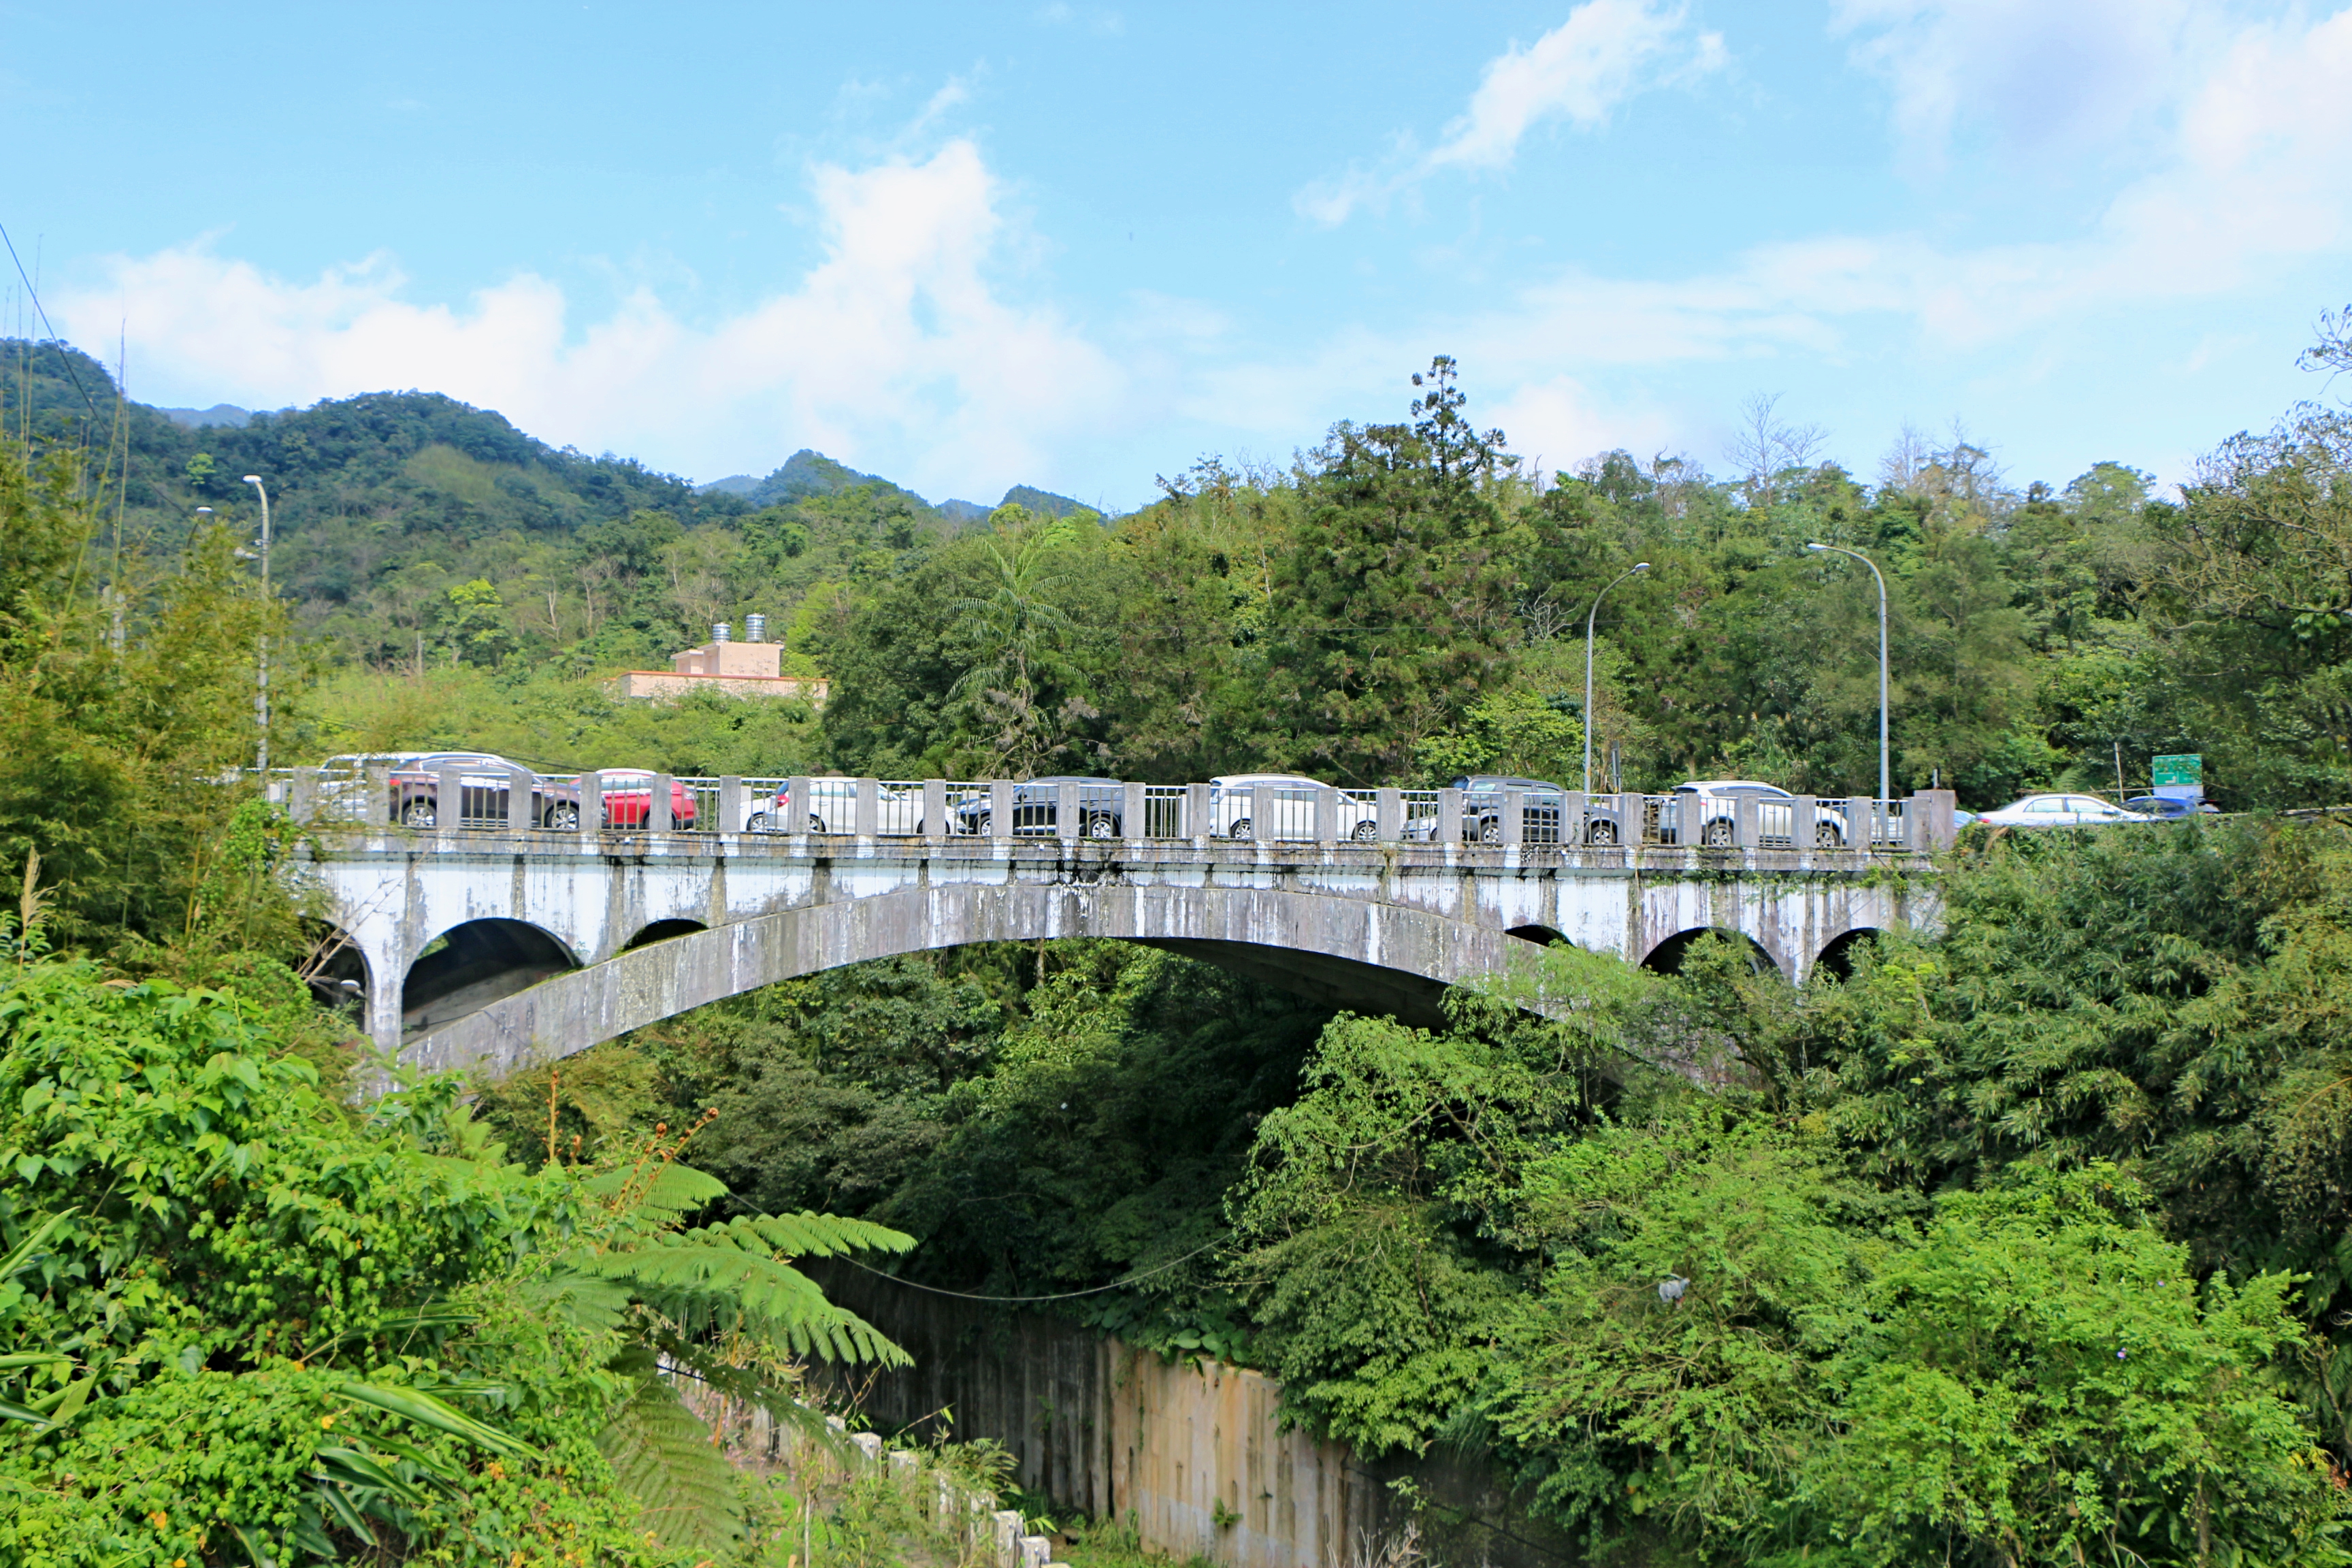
[595,1369,746,1552]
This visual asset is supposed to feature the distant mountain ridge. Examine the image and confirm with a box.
[159,404,259,429]
[694,448,1096,525]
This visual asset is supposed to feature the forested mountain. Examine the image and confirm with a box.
[7,331,2349,808]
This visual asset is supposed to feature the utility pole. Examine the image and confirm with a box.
[1808,543,1890,806]
[1584,563,1650,795]
[242,476,272,774]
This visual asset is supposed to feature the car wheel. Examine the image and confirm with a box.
[1478,818,1503,845]
[1815,822,1844,848]
[807,814,828,835]
[1351,819,1380,842]
[746,810,771,833]
[400,798,436,830]
[1085,813,1118,839]
[1586,819,1619,847]
[1702,818,1735,847]
[542,802,580,832]
[1229,818,1251,840]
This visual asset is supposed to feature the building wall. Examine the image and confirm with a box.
[612,671,830,704]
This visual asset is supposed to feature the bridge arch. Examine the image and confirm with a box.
[1814,926,1889,982]
[398,881,1549,1081]
[402,917,580,1040]
[625,918,707,950]
[1639,925,1784,979]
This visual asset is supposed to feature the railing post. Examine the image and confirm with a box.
[1316,785,1339,846]
[581,770,603,838]
[1376,787,1401,842]
[649,773,674,834]
[1056,780,1081,843]
[1186,783,1209,840]
[1793,794,1817,851]
[436,764,462,835]
[1733,791,1758,849]
[719,776,745,836]
[1250,785,1271,844]
[1618,791,1644,845]
[506,766,534,832]
[368,764,393,828]
[785,776,812,835]
[289,766,317,823]
[1437,787,1464,846]
[1844,796,1870,851]
[1501,787,1525,847]
[924,780,947,840]
[1565,789,1587,847]
[1122,781,1146,843]
[1921,788,1958,851]
[856,778,880,837]
[990,780,1015,841]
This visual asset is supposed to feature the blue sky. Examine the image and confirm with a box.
[9,0,2351,509]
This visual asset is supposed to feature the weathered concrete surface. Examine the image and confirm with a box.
[296,830,1938,1073]
[806,1260,1575,1568]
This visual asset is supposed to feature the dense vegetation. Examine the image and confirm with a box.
[7,312,2352,1564]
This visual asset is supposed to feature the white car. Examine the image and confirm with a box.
[743,777,919,834]
[1669,780,1852,849]
[1207,774,1381,841]
[1974,793,2155,828]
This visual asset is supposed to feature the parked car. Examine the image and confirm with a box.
[588,769,699,830]
[951,777,1125,838]
[312,752,438,821]
[2123,794,2209,819]
[1974,793,2155,828]
[744,777,910,834]
[387,753,568,830]
[1207,774,1380,841]
[1665,781,1852,849]
[1399,776,1573,843]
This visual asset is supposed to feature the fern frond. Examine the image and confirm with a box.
[586,1161,728,1222]
[578,1244,909,1365]
[521,1269,634,1333]
[596,1375,745,1552]
[714,1209,915,1259]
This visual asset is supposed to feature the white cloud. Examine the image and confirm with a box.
[1831,0,2206,169]
[60,141,1128,501]
[1430,0,1720,170]
[1297,0,1723,224]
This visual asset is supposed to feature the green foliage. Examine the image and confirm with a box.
[0,958,909,1565]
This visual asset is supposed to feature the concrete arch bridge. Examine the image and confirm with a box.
[284,771,1958,1081]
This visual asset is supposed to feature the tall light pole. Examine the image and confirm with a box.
[1584,562,1650,795]
[242,476,272,775]
[1808,542,1889,805]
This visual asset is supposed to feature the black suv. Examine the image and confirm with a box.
[951,777,1124,837]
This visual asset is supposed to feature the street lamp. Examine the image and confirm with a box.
[1807,542,1889,806]
[242,476,272,774]
[1584,562,1650,795]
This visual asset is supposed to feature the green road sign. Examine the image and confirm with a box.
[2152,753,2202,787]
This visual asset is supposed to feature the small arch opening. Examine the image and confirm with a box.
[626,918,708,950]
[1641,926,1780,978]
[1506,924,1569,947]
[403,919,578,1037]
[300,921,371,1020]
[1814,927,1887,983]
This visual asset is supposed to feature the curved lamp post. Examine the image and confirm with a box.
[1584,562,1650,795]
[242,476,272,774]
[1807,542,1889,807]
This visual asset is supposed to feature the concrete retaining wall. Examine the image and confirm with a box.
[809,1263,1574,1568]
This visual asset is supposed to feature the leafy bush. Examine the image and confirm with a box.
[0,958,911,1565]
